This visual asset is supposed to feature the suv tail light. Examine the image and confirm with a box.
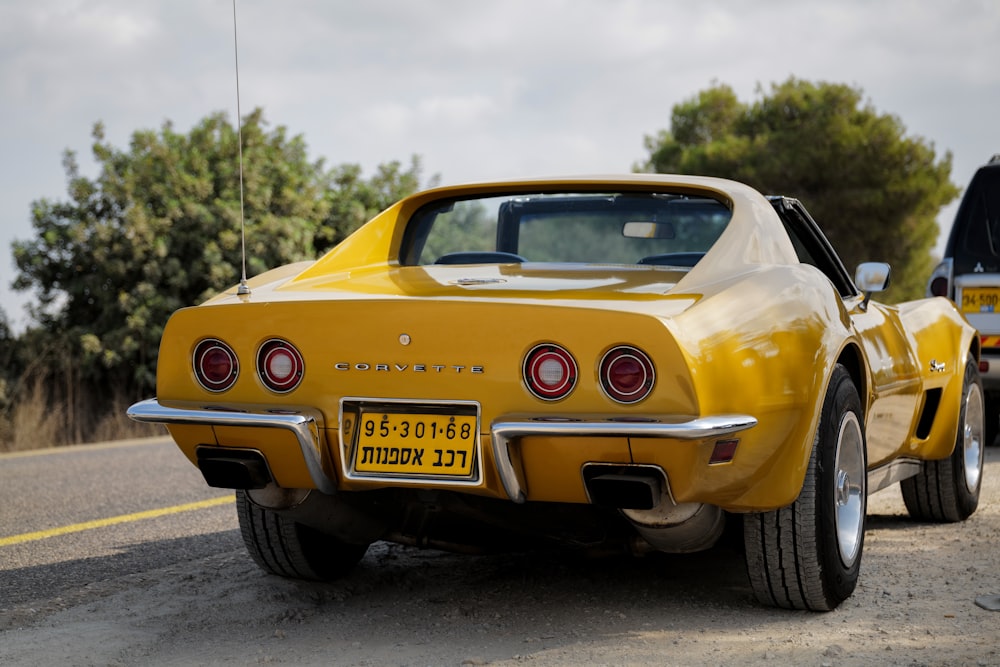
[929,276,949,297]
[194,339,239,392]
[926,258,953,299]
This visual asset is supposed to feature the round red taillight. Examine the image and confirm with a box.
[929,276,950,298]
[257,339,304,393]
[193,339,239,392]
[600,346,655,404]
[524,343,577,401]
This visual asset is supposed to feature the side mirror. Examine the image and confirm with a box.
[855,262,891,292]
[855,262,891,310]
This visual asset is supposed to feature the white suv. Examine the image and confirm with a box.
[928,154,1000,444]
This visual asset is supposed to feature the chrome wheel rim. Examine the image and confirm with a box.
[963,381,985,493]
[834,412,865,568]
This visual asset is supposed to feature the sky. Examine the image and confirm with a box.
[1,0,998,330]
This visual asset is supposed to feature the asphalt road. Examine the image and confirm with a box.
[0,437,240,608]
[2,438,999,665]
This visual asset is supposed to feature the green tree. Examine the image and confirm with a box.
[12,109,425,411]
[639,78,959,302]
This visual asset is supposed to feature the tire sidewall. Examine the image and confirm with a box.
[815,366,867,603]
[952,357,984,516]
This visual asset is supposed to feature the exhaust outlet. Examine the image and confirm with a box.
[196,447,273,489]
[586,473,660,509]
[582,462,723,553]
[583,463,665,510]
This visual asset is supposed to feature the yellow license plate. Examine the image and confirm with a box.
[962,287,1000,313]
[353,411,478,477]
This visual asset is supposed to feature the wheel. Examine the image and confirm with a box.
[743,364,866,611]
[901,357,985,522]
[236,490,369,581]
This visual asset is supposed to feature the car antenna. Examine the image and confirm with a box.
[232,0,250,299]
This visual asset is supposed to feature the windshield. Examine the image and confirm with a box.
[401,191,732,267]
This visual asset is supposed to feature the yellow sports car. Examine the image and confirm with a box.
[129,174,984,611]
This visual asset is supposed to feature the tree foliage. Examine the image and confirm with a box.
[11,109,425,409]
[639,78,959,302]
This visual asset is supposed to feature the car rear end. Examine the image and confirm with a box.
[142,285,737,495]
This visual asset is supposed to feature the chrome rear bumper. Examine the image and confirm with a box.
[126,398,336,494]
[128,398,757,504]
[491,414,758,503]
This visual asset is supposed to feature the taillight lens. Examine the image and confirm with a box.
[257,339,304,393]
[600,346,655,404]
[193,339,239,392]
[524,343,577,401]
[929,276,949,297]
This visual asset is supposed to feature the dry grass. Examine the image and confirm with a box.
[0,382,162,453]
[1,379,63,452]
[87,397,165,443]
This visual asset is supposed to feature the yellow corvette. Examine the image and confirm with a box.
[129,174,984,611]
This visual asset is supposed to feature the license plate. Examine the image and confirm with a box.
[353,411,478,478]
[961,287,1000,313]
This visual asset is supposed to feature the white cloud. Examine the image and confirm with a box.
[2,0,999,328]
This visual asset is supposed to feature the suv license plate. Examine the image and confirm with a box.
[961,287,1000,313]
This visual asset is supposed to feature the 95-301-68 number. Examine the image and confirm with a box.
[362,417,473,441]
[352,411,478,478]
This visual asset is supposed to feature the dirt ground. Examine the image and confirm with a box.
[2,449,999,666]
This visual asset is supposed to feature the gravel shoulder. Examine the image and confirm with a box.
[2,449,999,666]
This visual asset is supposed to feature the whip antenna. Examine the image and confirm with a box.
[232,0,250,297]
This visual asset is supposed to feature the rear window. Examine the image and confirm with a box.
[948,166,1000,272]
[400,191,732,266]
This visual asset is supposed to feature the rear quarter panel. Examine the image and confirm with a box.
[651,262,856,510]
[893,296,979,460]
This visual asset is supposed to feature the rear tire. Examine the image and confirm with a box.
[236,490,369,581]
[744,365,866,611]
[901,357,984,522]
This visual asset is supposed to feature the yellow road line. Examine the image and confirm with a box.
[0,436,172,459]
[0,495,234,547]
